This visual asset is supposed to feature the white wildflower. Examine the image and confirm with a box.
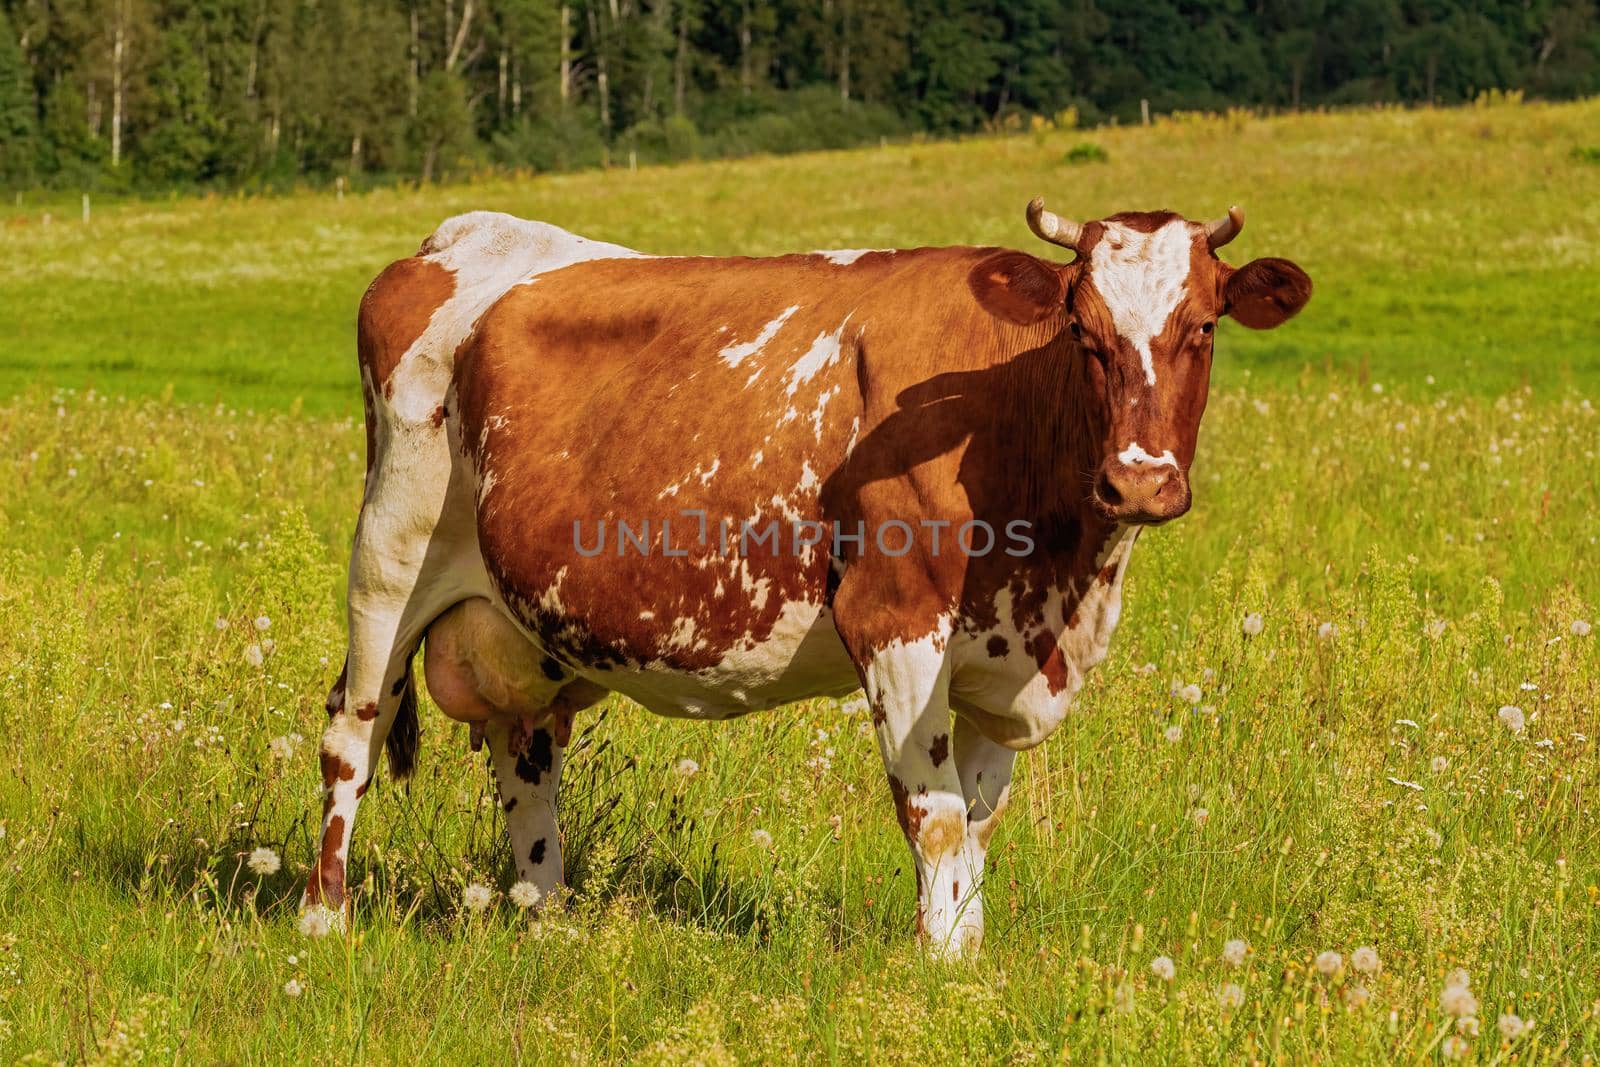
[1497,705,1525,733]
[462,883,494,912]
[1440,985,1478,1019]
[254,615,272,631]
[1241,613,1263,636]
[1351,946,1381,975]
[297,907,332,939]
[1315,950,1343,977]
[674,757,700,779]
[1221,938,1248,967]
[1150,956,1175,981]
[282,978,303,998]
[244,643,265,668]
[750,828,774,850]
[247,846,281,876]
[508,881,543,909]
[1178,683,1202,704]
[1497,1013,1527,1041]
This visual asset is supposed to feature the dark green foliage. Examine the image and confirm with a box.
[1062,141,1107,164]
[1,0,1597,191]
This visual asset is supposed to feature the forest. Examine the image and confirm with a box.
[1,0,1597,191]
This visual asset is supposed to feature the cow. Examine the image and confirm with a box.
[306,202,1311,956]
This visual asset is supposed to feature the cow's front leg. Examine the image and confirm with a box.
[953,712,1016,928]
[860,621,984,957]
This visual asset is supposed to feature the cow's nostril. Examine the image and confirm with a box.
[1096,472,1123,507]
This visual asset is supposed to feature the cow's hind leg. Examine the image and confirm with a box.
[484,681,606,899]
[305,507,476,915]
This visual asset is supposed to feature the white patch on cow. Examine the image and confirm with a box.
[797,460,820,494]
[697,459,721,486]
[784,318,852,397]
[1088,220,1193,388]
[844,416,862,459]
[751,450,764,467]
[639,610,655,620]
[814,249,887,266]
[809,384,839,440]
[1116,442,1178,469]
[718,305,800,368]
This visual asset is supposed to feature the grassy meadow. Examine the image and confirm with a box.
[1,100,1599,1062]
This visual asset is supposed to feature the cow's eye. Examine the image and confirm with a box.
[1200,321,1215,335]
[1069,322,1084,341]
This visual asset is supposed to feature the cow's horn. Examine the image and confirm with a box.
[1206,206,1245,249]
[1026,197,1083,252]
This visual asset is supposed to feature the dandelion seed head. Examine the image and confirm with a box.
[247,846,281,876]
[1315,950,1343,977]
[1178,683,1202,704]
[1150,955,1175,981]
[244,643,265,668]
[1241,612,1263,636]
[750,828,774,850]
[1317,621,1338,641]
[1571,619,1592,637]
[1440,984,1478,1018]
[508,881,543,909]
[297,907,331,939]
[1497,1013,1527,1040]
[674,757,700,779]
[1164,725,1183,744]
[269,735,296,760]
[214,616,229,631]
[1221,938,1248,967]
[1216,982,1244,1009]
[1431,755,1449,773]
[1497,705,1526,733]
[1351,946,1381,975]
[1440,1035,1469,1060]
[1344,984,1370,1009]
[254,615,272,631]
[462,883,494,912]
[282,978,303,998]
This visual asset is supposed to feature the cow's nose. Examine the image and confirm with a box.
[1094,457,1189,523]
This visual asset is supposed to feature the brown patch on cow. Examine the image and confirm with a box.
[320,749,356,788]
[530,838,547,866]
[314,815,347,906]
[503,796,518,812]
[1097,563,1117,585]
[355,701,379,722]
[870,699,887,727]
[918,809,965,860]
[985,635,1008,659]
[1028,630,1070,695]
[430,404,447,429]
[928,733,949,767]
[887,774,924,843]
[358,257,456,393]
[355,780,368,799]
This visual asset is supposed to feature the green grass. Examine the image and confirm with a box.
[1,100,1598,1062]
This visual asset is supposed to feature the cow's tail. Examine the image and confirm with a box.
[385,657,420,784]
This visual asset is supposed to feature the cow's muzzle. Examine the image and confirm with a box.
[1092,456,1191,524]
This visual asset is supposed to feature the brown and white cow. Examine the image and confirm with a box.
[307,203,1310,955]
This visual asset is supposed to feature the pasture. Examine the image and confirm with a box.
[2,99,1598,1062]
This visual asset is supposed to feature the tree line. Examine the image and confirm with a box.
[1,0,1596,191]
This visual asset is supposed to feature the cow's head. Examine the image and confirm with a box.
[970,200,1311,525]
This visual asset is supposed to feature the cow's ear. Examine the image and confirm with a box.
[1222,257,1312,330]
[968,252,1068,326]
